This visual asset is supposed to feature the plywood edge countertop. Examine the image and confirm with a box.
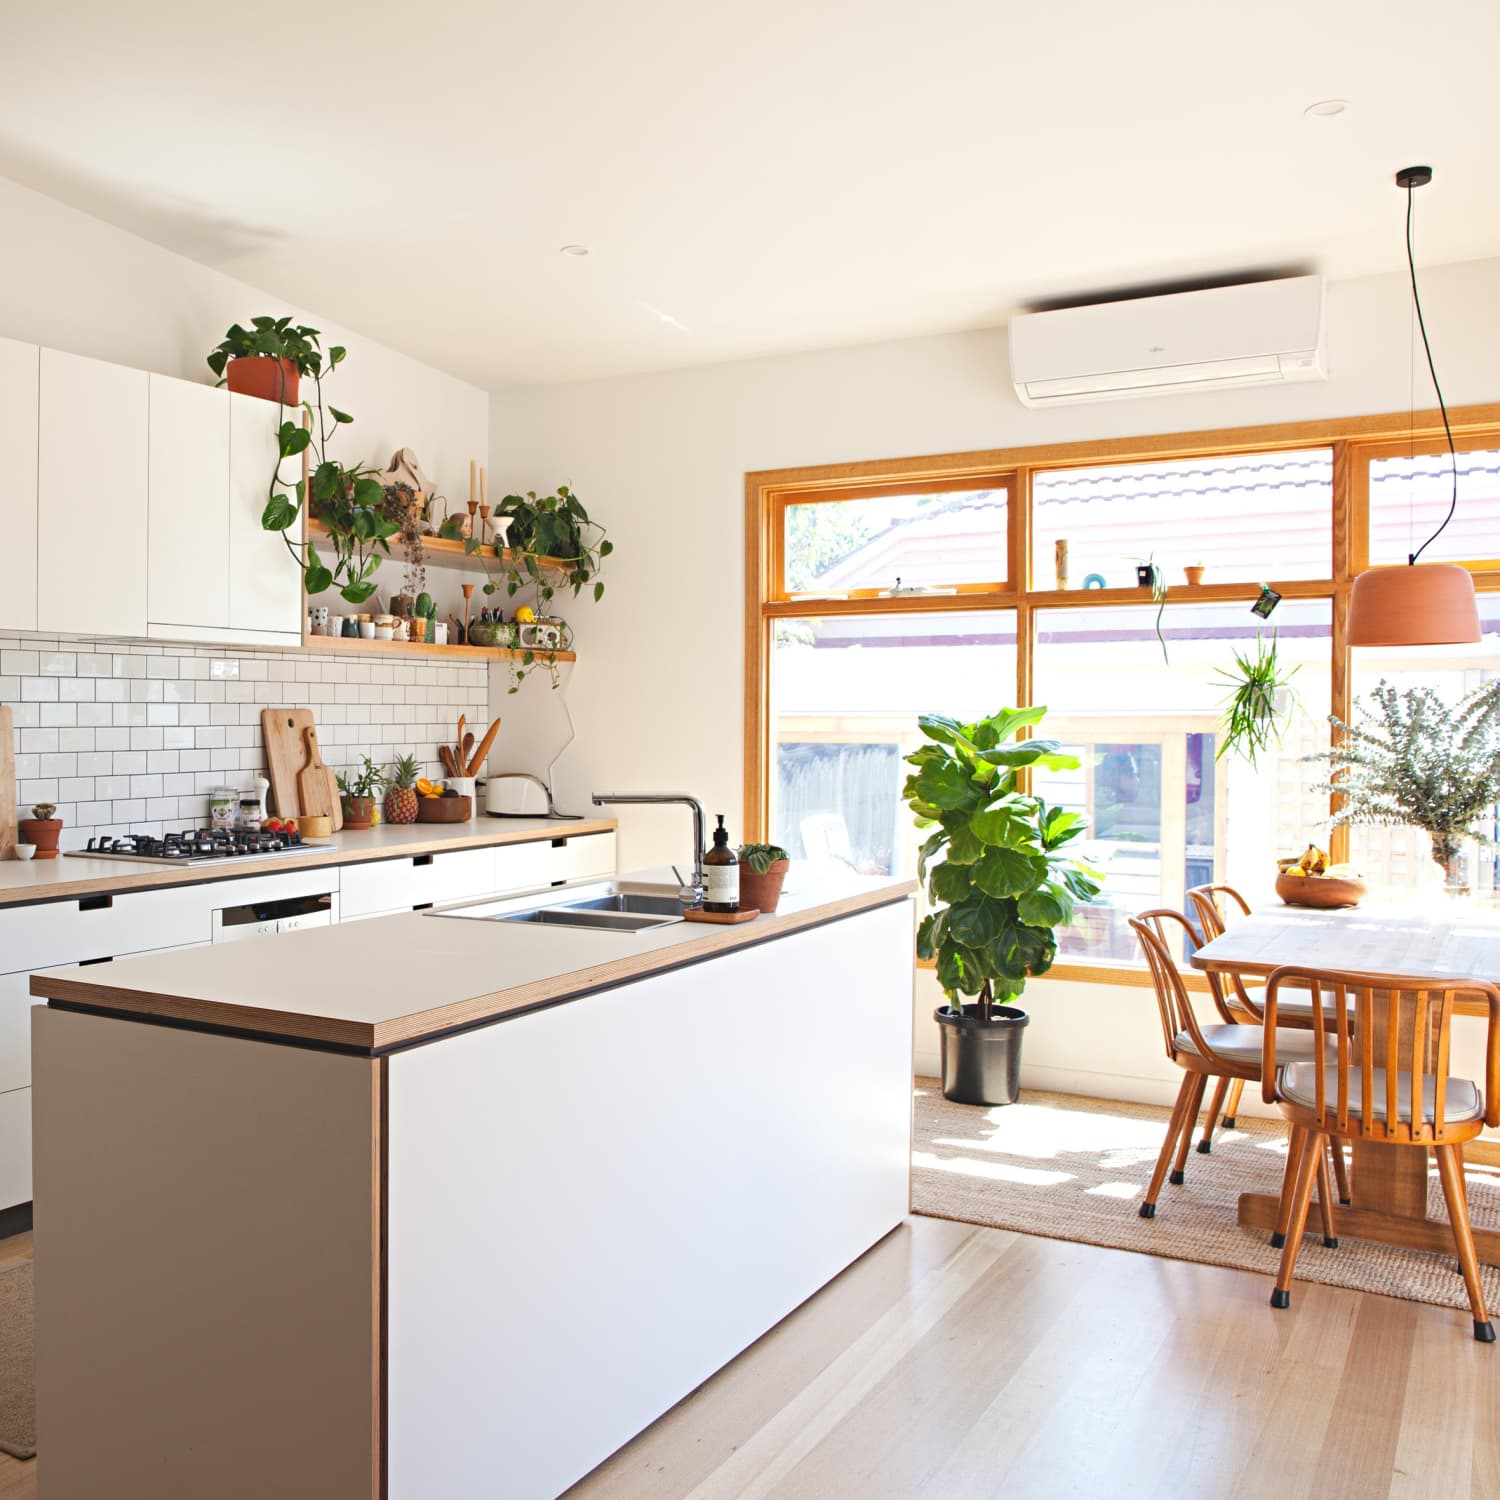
[0,816,620,907]
[32,873,919,1054]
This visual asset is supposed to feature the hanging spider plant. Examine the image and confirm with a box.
[1214,631,1299,766]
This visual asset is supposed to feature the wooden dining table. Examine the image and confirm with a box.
[1191,902,1500,1263]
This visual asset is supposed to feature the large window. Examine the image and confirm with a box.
[746,403,1500,980]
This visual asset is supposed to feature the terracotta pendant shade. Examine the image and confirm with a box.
[1346,562,1481,647]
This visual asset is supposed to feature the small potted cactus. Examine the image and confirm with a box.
[20,802,64,859]
[412,592,438,644]
[384,753,420,824]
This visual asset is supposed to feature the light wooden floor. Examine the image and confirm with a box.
[2,1217,1495,1499]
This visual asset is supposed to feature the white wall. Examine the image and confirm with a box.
[490,255,1500,1096]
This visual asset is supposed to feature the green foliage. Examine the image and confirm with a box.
[1310,679,1500,870]
[391,753,419,791]
[903,708,1102,1020]
[738,842,789,875]
[414,592,436,620]
[335,755,388,801]
[1214,631,1299,767]
[205,316,343,382]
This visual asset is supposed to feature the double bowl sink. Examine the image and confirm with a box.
[433,881,689,933]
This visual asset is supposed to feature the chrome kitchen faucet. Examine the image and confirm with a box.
[590,792,707,905]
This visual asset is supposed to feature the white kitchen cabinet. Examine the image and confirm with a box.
[339,846,502,921]
[148,374,231,631]
[0,880,210,976]
[0,339,39,633]
[37,348,149,638]
[228,392,302,641]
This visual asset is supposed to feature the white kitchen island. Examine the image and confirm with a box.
[30,871,916,1500]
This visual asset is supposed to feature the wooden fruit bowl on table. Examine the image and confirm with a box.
[416,796,472,823]
[1274,871,1367,909]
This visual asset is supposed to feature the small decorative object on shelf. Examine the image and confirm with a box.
[1252,582,1282,618]
[1054,539,1068,589]
[737,843,790,914]
[19,802,64,860]
[1184,561,1206,586]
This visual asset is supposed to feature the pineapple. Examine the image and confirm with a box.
[384,753,420,825]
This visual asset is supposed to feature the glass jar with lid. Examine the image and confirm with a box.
[208,786,238,832]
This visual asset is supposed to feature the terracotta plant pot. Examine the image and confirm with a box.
[19,818,63,859]
[737,858,789,914]
[343,796,376,830]
[225,355,300,406]
[1184,565,1205,586]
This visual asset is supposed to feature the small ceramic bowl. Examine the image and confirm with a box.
[14,844,36,862]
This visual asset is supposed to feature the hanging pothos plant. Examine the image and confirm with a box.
[453,485,613,690]
[225,320,397,604]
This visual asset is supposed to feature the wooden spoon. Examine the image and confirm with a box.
[466,717,502,777]
[462,732,474,767]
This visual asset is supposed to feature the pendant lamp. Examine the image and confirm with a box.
[1345,166,1480,648]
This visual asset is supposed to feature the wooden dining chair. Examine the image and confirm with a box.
[1261,965,1500,1342]
[1187,883,1352,1205]
[1130,910,1339,1241]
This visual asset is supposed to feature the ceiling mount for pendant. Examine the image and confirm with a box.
[1395,164,1432,190]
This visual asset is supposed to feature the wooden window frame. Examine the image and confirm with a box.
[745,402,1500,985]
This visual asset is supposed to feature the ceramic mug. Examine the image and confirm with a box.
[359,621,376,640]
[374,625,393,641]
[311,606,330,631]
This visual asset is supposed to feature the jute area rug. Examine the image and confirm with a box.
[911,1082,1500,1313]
[0,1262,34,1459]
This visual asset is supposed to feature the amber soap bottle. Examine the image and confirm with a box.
[703,814,740,913]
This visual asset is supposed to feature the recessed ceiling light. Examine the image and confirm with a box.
[1304,99,1350,118]
[559,244,590,257]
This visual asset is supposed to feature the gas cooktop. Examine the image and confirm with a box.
[67,829,332,867]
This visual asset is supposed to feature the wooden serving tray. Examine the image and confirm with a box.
[682,908,761,925]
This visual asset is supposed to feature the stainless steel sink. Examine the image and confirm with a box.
[427,880,688,932]
[501,907,678,932]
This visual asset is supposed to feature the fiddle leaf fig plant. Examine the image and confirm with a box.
[903,707,1102,1020]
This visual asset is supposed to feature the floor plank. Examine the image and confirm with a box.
[4,1211,1497,1500]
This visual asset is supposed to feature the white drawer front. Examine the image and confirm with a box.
[427,847,500,906]
[339,847,497,919]
[0,883,210,973]
[0,1087,30,1212]
[0,970,45,1095]
[491,841,559,897]
[554,832,617,885]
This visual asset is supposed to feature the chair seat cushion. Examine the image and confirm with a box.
[1280,1062,1483,1125]
[1174,1024,1328,1068]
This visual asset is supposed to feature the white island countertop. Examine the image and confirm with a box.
[31,869,918,1051]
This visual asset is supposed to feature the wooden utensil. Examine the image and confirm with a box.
[462,732,474,767]
[261,709,342,829]
[466,717,502,776]
[0,706,15,860]
[297,727,336,822]
[439,745,459,778]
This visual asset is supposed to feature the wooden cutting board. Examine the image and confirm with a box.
[0,706,14,861]
[297,726,336,821]
[261,709,343,828]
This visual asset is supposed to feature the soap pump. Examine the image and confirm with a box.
[702,814,740,914]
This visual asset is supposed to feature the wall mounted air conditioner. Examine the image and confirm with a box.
[1008,275,1326,407]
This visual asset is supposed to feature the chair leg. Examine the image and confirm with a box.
[1329,1139,1351,1206]
[1272,1128,1323,1308]
[1197,1076,1230,1154]
[1270,1125,1307,1249]
[1171,1073,1208,1185]
[1434,1144,1495,1343]
[1223,1077,1245,1130]
[1315,1143,1339,1249]
[1141,1073,1197,1218]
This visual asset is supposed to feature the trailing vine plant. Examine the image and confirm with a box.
[211,317,397,604]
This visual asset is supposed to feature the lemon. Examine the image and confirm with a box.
[515,605,537,624]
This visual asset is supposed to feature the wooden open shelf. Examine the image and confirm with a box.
[305,519,569,574]
[303,632,575,665]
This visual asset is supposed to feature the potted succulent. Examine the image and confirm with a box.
[384,754,420,825]
[206,316,329,406]
[412,592,438,644]
[903,707,1102,1106]
[737,843,790,914]
[19,802,63,860]
[336,756,388,830]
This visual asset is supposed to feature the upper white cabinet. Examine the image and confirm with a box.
[228,392,302,639]
[0,340,38,634]
[38,349,149,638]
[148,374,231,631]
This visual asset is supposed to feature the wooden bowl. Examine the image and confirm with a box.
[1274,872,1367,909]
[416,795,473,823]
[296,814,333,839]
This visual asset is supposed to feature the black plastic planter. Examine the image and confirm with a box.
[935,1004,1029,1106]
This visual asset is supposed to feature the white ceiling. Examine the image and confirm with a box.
[2,1,1498,386]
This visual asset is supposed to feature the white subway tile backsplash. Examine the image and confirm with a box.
[7,638,490,849]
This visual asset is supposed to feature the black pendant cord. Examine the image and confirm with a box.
[1403,179,1459,565]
